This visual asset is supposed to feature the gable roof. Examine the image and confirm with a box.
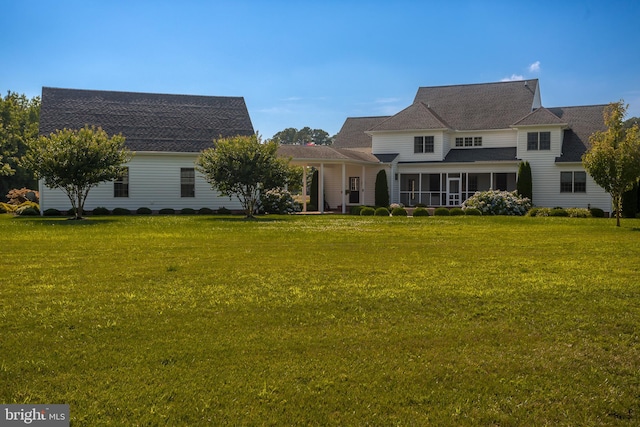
[368,102,449,132]
[39,87,255,152]
[332,116,389,149]
[549,105,607,162]
[512,106,568,127]
[413,79,539,130]
[277,144,380,163]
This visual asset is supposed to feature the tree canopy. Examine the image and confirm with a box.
[23,126,131,219]
[271,127,333,145]
[0,92,40,197]
[196,134,295,218]
[583,101,640,226]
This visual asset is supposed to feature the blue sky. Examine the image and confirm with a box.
[2,0,640,139]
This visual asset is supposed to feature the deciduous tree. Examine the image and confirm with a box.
[196,134,294,218]
[583,101,640,226]
[0,92,40,196]
[23,126,131,219]
[272,127,333,145]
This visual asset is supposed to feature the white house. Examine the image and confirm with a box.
[38,87,255,213]
[280,79,611,213]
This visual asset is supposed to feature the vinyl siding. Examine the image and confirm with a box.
[371,131,446,162]
[39,152,242,212]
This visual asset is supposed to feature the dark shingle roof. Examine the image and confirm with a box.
[369,102,449,131]
[39,87,254,152]
[549,105,607,162]
[413,80,538,130]
[277,145,380,163]
[332,116,389,149]
[512,107,567,126]
[442,147,518,163]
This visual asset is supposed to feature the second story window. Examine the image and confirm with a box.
[527,132,551,150]
[455,136,482,147]
[414,136,434,153]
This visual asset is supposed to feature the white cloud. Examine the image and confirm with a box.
[501,74,524,82]
[529,61,541,73]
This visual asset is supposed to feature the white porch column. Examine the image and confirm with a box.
[320,163,325,214]
[361,165,366,205]
[341,163,346,214]
[302,165,308,212]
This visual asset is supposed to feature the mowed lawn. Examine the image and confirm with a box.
[1,213,639,426]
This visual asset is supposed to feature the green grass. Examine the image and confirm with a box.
[1,214,639,425]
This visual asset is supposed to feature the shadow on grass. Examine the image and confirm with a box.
[195,215,286,223]
[13,217,119,226]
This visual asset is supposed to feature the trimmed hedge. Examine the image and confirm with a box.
[375,207,390,216]
[391,207,407,217]
[464,208,482,216]
[136,207,152,215]
[360,207,375,216]
[181,208,196,215]
[198,207,214,215]
[590,207,605,218]
[434,207,450,216]
[450,207,464,216]
[17,207,39,216]
[549,208,568,217]
[112,208,132,216]
[92,207,110,215]
[43,208,62,216]
[159,208,175,215]
[413,207,430,217]
[217,207,232,215]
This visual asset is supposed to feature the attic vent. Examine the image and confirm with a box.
[524,81,528,87]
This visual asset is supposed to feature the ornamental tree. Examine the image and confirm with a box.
[375,169,390,207]
[196,134,294,218]
[516,161,532,201]
[582,101,640,226]
[23,126,131,219]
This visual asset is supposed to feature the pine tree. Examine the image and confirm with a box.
[375,169,390,207]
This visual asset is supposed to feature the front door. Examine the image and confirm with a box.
[447,178,461,206]
[349,177,360,204]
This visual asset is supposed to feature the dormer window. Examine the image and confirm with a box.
[414,136,434,153]
[527,132,550,150]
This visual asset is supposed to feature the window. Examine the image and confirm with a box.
[527,132,551,150]
[114,167,129,197]
[181,168,195,197]
[455,136,482,147]
[561,171,586,193]
[414,136,434,153]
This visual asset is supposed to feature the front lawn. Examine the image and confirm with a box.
[1,214,639,425]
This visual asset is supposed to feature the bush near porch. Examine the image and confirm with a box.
[462,189,531,215]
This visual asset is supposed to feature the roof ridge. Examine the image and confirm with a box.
[416,78,539,90]
[42,86,245,101]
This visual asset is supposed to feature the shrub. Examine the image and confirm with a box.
[181,208,196,215]
[415,203,427,208]
[6,188,39,204]
[360,207,375,216]
[1,203,13,213]
[375,207,390,216]
[413,207,430,217]
[566,208,592,218]
[350,205,365,215]
[434,207,450,216]
[217,207,232,215]
[589,207,605,218]
[549,208,568,217]
[17,207,39,216]
[198,207,214,215]
[14,201,40,215]
[259,189,299,214]
[516,161,533,200]
[464,207,482,216]
[391,207,407,216]
[159,208,175,215]
[136,207,152,215]
[450,207,464,216]
[461,190,531,216]
[92,206,110,215]
[374,170,390,208]
[43,208,62,216]
[112,208,131,215]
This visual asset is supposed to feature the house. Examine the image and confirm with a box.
[38,87,254,213]
[280,79,611,213]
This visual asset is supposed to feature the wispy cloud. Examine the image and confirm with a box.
[374,97,401,104]
[529,61,541,73]
[501,74,524,82]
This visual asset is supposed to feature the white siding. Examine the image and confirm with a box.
[447,130,516,150]
[39,152,242,212]
[371,131,446,162]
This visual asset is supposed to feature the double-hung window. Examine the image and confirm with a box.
[527,132,551,150]
[414,136,434,153]
[181,168,195,198]
[114,167,129,197]
[560,171,586,193]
